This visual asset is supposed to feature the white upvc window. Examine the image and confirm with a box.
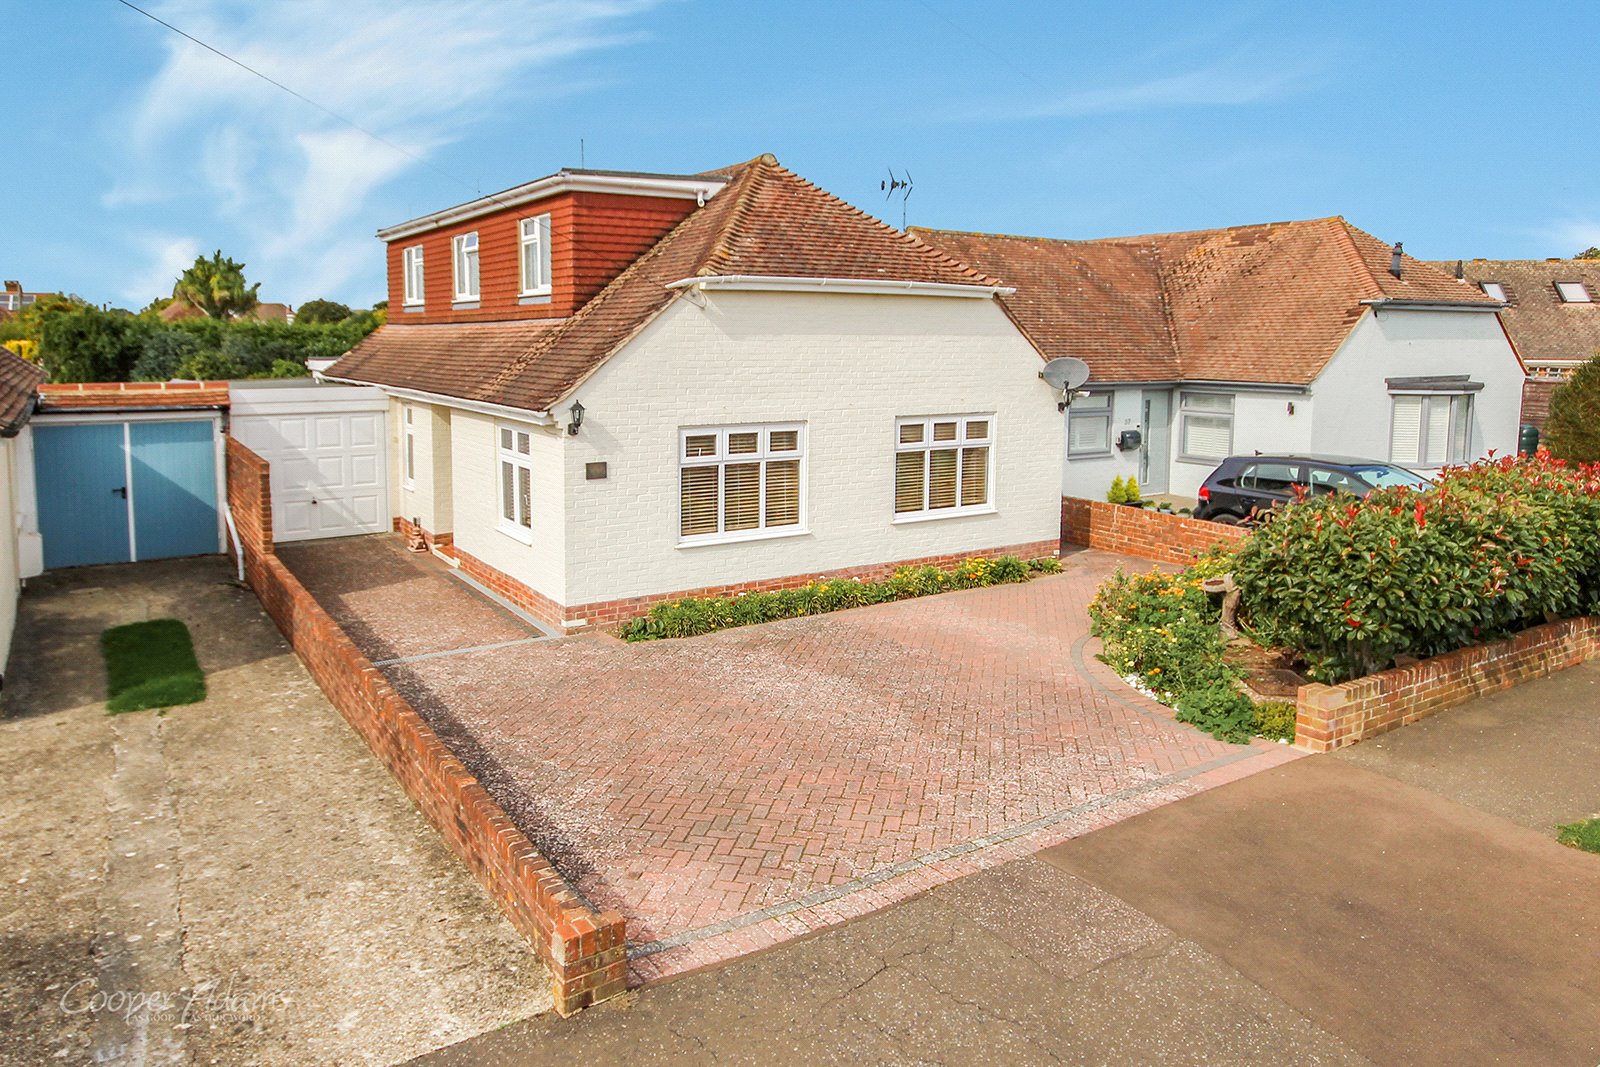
[402,405,417,489]
[1480,281,1506,302]
[1178,392,1234,461]
[678,424,805,545]
[1067,393,1113,456]
[1391,393,1473,468]
[1555,281,1592,303]
[519,214,552,297]
[893,415,994,521]
[402,245,425,306]
[452,232,480,302]
[496,423,534,541]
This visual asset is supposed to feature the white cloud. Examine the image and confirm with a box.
[120,234,202,306]
[1548,218,1600,257]
[109,0,655,303]
[946,61,1313,123]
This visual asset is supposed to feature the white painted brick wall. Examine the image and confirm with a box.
[558,290,1064,605]
[449,409,567,604]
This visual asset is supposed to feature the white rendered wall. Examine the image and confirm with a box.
[0,437,18,676]
[1309,309,1523,470]
[1061,387,1143,500]
[559,291,1063,606]
[448,409,567,605]
[1167,390,1313,500]
[394,400,454,533]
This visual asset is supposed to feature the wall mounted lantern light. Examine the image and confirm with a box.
[567,399,585,436]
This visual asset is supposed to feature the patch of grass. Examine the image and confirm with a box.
[1556,817,1600,855]
[101,618,206,714]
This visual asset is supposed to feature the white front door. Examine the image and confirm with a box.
[231,386,389,542]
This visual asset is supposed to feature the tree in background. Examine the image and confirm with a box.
[294,298,352,324]
[173,250,260,319]
[1542,354,1600,463]
[1576,247,1600,260]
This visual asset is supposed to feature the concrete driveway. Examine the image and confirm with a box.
[282,535,1299,982]
[0,558,546,1067]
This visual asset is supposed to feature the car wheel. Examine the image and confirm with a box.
[1211,512,1243,526]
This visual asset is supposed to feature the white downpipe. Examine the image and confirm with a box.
[222,505,245,582]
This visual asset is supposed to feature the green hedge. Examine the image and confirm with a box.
[617,555,1061,641]
[1234,452,1600,682]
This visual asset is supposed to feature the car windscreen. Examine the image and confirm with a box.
[1350,465,1433,490]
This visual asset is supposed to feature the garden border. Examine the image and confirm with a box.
[1294,616,1600,751]
[225,438,625,1015]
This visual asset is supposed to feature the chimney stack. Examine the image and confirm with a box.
[1389,242,1404,279]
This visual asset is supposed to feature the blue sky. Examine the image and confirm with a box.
[8,0,1596,309]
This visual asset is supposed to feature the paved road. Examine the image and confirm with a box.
[0,558,547,1067]
[413,662,1600,1067]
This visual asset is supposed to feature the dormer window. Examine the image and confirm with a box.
[1556,281,1592,303]
[402,245,425,307]
[519,214,552,298]
[452,232,480,303]
[1480,282,1506,302]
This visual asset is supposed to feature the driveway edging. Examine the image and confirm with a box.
[226,438,625,1016]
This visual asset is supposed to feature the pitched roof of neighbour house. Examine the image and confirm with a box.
[36,380,230,412]
[0,345,44,435]
[1425,258,1600,366]
[330,155,1006,411]
[915,218,1500,387]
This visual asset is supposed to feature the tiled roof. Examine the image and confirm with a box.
[330,155,1001,411]
[1426,258,1600,365]
[917,218,1497,386]
[0,346,43,434]
[914,231,1178,381]
[37,380,230,411]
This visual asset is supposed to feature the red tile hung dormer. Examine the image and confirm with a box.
[381,172,727,325]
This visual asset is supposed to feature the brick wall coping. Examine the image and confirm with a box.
[1294,616,1600,752]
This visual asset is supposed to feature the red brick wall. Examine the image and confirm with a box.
[1061,497,1247,565]
[393,516,455,560]
[387,191,697,324]
[226,441,624,1014]
[1295,617,1600,752]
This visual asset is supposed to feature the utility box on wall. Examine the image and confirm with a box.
[1117,428,1143,451]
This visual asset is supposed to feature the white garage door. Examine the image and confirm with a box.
[231,383,390,542]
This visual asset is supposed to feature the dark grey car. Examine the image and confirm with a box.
[1193,454,1432,524]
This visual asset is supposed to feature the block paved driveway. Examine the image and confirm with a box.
[282,536,1299,982]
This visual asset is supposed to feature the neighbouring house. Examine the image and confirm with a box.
[917,220,1526,501]
[323,155,1064,631]
[1427,258,1600,429]
[160,295,296,323]
[0,345,45,683]
[0,280,47,319]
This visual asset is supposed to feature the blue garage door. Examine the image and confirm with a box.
[34,419,220,570]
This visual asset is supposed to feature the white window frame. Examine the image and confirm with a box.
[892,414,996,523]
[518,214,552,297]
[1555,281,1592,303]
[401,405,417,489]
[495,422,534,543]
[1389,392,1474,468]
[1178,392,1235,462]
[1067,392,1113,458]
[452,232,480,302]
[1479,281,1506,302]
[677,423,807,547]
[402,245,425,307]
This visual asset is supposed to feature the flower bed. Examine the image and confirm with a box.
[1087,551,1289,744]
[617,556,1061,641]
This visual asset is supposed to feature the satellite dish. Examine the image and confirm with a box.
[1040,357,1091,392]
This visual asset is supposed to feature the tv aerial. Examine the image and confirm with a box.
[1040,357,1091,412]
[882,168,913,229]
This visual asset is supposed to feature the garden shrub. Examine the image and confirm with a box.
[1233,452,1600,683]
[1026,556,1063,575]
[1087,551,1240,701]
[1251,700,1297,742]
[1108,475,1128,503]
[619,556,1036,641]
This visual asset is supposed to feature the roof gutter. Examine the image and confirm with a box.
[377,173,729,241]
[666,275,1015,298]
[1359,299,1503,312]
[316,373,555,426]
